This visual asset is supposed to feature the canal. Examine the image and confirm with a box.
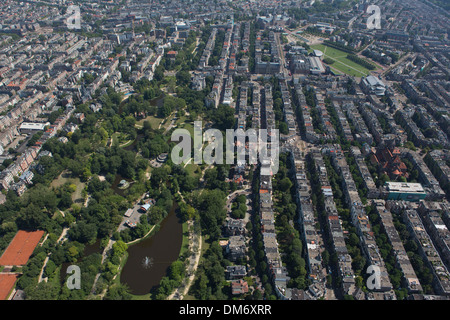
[119,203,182,296]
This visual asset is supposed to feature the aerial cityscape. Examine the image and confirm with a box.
[0,0,449,305]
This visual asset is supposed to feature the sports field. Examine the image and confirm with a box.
[0,274,18,300]
[310,44,375,77]
[0,230,45,266]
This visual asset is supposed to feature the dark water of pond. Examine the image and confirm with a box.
[111,174,134,196]
[119,203,182,296]
[149,93,166,108]
[60,239,102,285]
[83,239,102,257]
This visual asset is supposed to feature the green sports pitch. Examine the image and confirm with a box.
[310,44,377,77]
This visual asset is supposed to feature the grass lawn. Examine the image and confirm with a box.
[184,163,200,179]
[119,139,134,148]
[179,122,194,137]
[179,221,190,258]
[328,67,343,75]
[135,115,165,130]
[310,43,347,59]
[111,132,119,146]
[175,115,187,127]
[52,210,64,220]
[50,170,85,204]
[111,132,134,147]
[310,43,375,77]
[329,59,368,77]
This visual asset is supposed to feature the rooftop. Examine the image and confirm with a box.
[385,182,426,193]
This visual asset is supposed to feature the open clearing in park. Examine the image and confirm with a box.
[50,170,86,204]
[310,43,376,77]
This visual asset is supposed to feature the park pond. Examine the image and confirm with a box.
[59,239,102,285]
[110,174,134,197]
[119,203,182,296]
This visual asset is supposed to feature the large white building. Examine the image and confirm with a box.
[308,56,325,74]
[361,75,386,96]
[19,122,50,133]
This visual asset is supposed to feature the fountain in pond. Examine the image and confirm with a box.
[142,256,154,269]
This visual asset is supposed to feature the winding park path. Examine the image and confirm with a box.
[166,163,213,300]
[37,227,69,284]
[38,192,89,285]
[166,221,202,300]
